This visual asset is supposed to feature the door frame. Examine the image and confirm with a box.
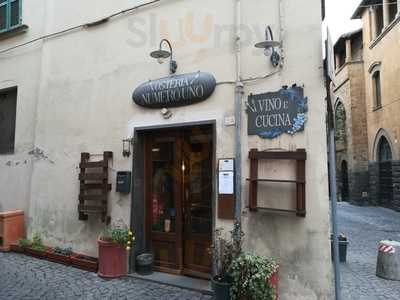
[129,120,217,276]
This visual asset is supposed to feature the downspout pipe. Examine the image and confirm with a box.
[325,59,342,300]
[235,0,244,221]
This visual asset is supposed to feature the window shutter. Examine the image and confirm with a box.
[0,4,6,31]
[10,0,20,27]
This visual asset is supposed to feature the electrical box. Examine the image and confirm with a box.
[116,171,131,194]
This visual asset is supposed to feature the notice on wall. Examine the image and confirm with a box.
[219,172,234,195]
[219,159,234,172]
[246,86,308,139]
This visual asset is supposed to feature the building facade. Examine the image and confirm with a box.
[0,1,333,298]
[332,0,400,210]
[332,29,369,204]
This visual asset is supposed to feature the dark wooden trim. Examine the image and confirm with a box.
[79,194,106,201]
[78,152,112,222]
[80,183,111,191]
[79,173,108,180]
[79,161,107,168]
[247,149,307,217]
[249,149,259,211]
[248,148,307,160]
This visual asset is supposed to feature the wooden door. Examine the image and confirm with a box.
[145,131,183,273]
[144,126,213,278]
[182,126,213,278]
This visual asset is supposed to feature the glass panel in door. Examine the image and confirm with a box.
[149,134,181,271]
[182,126,213,277]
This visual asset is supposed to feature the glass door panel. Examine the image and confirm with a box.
[148,133,182,271]
[182,126,213,276]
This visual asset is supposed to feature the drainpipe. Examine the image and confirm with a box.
[234,0,244,221]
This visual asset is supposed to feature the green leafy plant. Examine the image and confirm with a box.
[100,224,135,250]
[18,238,31,248]
[230,254,279,300]
[213,221,244,282]
[31,232,46,251]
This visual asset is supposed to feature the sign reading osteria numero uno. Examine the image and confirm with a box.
[132,72,216,108]
[246,86,308,139]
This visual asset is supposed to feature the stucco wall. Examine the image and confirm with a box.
[0,0,46,222]
[0,0,332,298]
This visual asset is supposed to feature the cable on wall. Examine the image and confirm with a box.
[0,0,163,55]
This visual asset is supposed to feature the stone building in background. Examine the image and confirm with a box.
[332,29,369,204]
[331,0,400,211]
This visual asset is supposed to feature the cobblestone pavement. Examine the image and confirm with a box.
[338,202,400,300]
[0,252,212,300]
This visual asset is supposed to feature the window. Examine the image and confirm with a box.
[378,136,392,162]
[373,71,382,109]
[375,4,384,36]
[335,102,347,149]
[0,0,21,33]
[0,87,17,154]
[389,2,398,23]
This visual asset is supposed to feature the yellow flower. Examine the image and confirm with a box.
[131,236,135,241]
[128,231,133,236]
[127,241,131,245]
[126,246,131,251]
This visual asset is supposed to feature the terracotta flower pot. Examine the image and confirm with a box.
[98,239,127,278]
[71,253,98,272]
[46,249,71,266]
[268,269,279,300]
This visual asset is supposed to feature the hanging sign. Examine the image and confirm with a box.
[246,86,308,139]
[132,72,216,108]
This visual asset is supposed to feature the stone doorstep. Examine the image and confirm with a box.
[128,272,213,296]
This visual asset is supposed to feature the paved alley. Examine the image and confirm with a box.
[338,202,400,300]
[0,252,212,300]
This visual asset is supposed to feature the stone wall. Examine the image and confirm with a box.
[368,161,400,211]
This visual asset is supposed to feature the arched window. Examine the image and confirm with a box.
[334,102,347,148]
[372,71,382,109]
[378,136,392,162]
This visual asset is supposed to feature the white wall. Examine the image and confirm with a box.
[0,0,46,223]
[0,0,332,298]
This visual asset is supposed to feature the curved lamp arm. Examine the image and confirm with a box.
[266,25,274,42]
[160,39,173,59]
[160,38,177,74]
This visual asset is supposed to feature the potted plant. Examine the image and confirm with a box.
[71,253,99,272]
[97,223,135,278]
[212,221,244,300]
[46,246,73,266]
[230,254,279,300]
[25,233,48,259]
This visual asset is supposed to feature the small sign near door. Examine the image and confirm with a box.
[219,172,234,194]
[218,159,235,219]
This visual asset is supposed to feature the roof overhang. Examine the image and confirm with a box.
[352,0,381,19]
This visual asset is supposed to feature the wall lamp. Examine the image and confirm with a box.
[122,138,133,157]
[255,26,281,67]
[150,39,178,74]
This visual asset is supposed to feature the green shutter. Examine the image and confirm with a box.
[0,0,21,33]
[0,3,6,31]
[10,0,20,27]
